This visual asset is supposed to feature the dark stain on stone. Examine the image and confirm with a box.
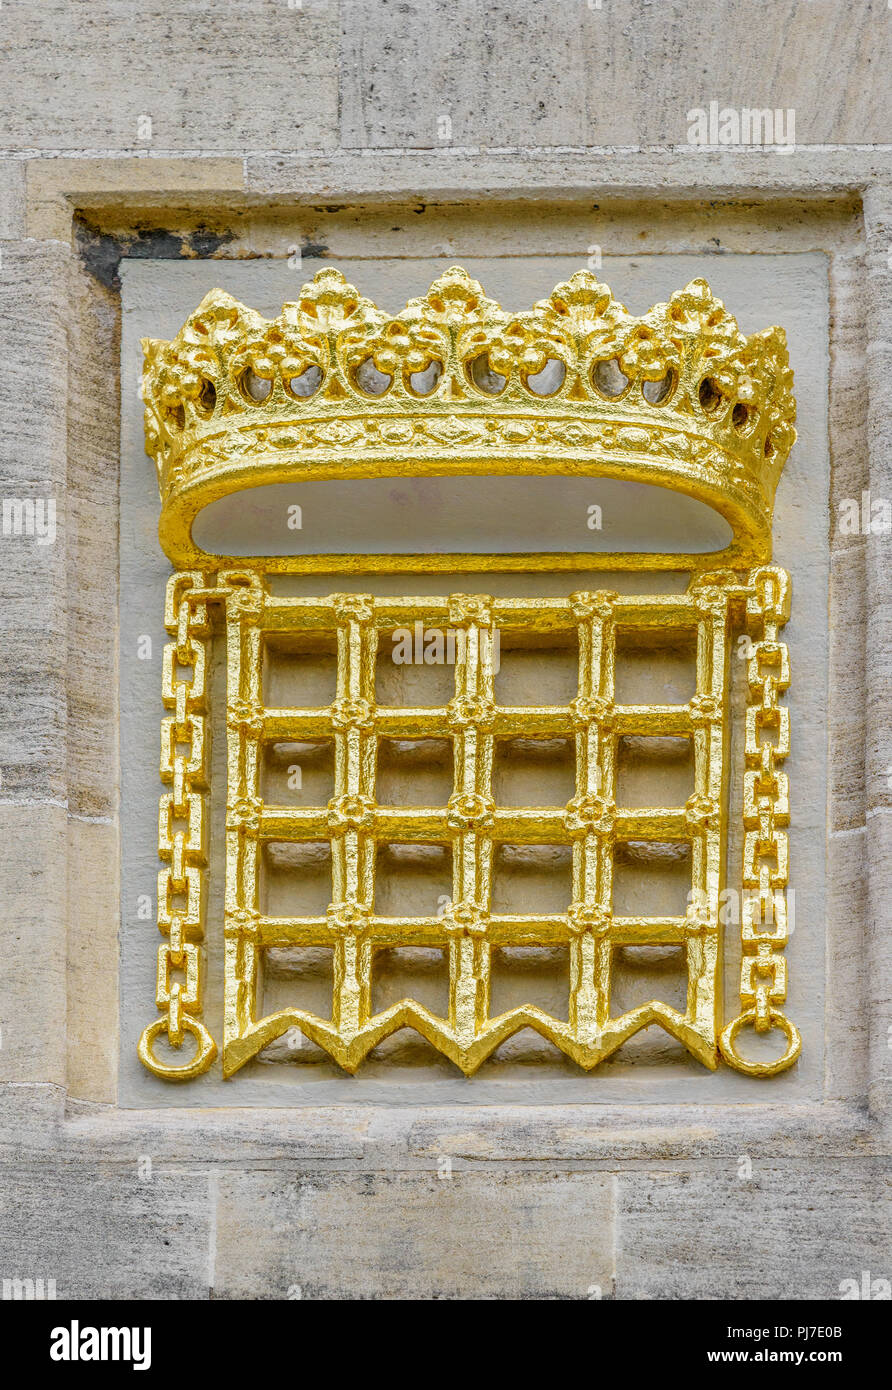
[75,224,126,290]
[185,227,235,259]
[128,228,186,261]
[76,219,235,290]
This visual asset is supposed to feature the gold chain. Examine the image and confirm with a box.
[720,563,801,1076]
[137,570,219,1079]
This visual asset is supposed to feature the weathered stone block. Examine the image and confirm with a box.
[0,806,68,1088]
[340,0,601,149]
[0,2,339,153]
[67,819,119,1105]
[0,1163,211,1299]
[617,1162,890,1299]
[0,240,69,803]
[339,0,892,150]
[216,1170,615,1298]
[829,546,866,832]
[0,161,25,239]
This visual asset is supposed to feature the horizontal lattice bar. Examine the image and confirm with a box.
[257,805,691,843]
[259,704,692,742]
[259,593,702,635]
[254,913,689,948]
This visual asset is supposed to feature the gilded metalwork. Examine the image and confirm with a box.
[719,564,800,1075]
[138,267,800,1081]
[137,571,217,1079]
[141,266,795,575]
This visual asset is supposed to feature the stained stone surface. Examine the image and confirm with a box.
[215,1170,616,1301]
[616,1161,892,1301]
[339,0,892,150]
[0,1,340,153]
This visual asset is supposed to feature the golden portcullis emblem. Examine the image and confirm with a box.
[138,267,799,1081]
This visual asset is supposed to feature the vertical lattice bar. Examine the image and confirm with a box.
[568,591,617,1042]
[329,595,377,1038]
[445,595,495,1051]
[687,585,731,1048]
[223,583,265,1057]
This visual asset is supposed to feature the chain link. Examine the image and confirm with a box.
[720,564,801,1076]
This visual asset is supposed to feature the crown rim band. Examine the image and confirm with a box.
[159,444,771,573]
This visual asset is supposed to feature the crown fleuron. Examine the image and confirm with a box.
[141,266,795,571]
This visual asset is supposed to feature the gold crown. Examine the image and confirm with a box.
[141,266,795,572]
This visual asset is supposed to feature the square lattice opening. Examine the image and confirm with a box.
[489,945,570,1021]
[612,841,692,918]
[375,639,456,706]
[376,737,454,807]
[493,641,579,706]
[613,627,698,705]
[262,634,339,707]
[261,841,332,916]
[491,843,574,915]
[615,735,695,808]
[371,946,450,1018]
[493,736,576,807]
[374,843,453,917]
[261,739,335,804]
[262,945,335,1022]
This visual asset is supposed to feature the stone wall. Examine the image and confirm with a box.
[0,1,889,1299]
